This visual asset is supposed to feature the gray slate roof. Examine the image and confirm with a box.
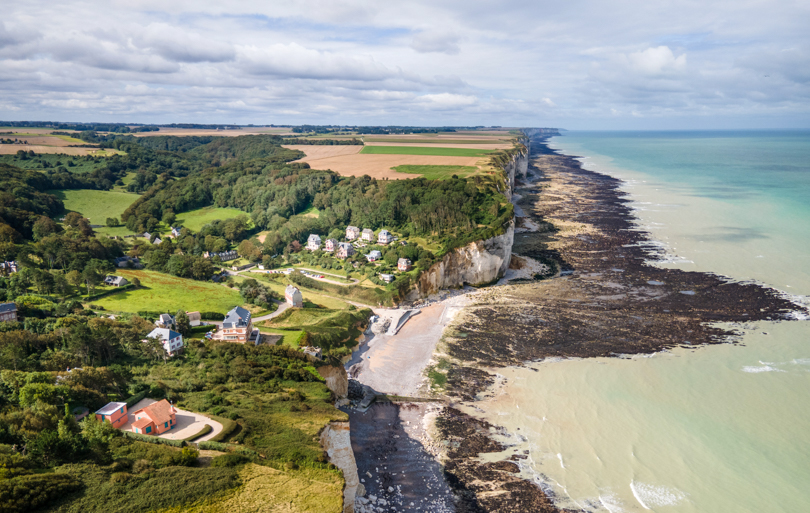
[223,306,251,328]
[0,302,16,313]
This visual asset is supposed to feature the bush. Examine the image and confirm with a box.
[122,431,185,447]
[208,415,238,443]
[198,441,228,452]
[124,390,148,408]
[210,453,250,468]
[0,473,81,513]
[182,424,212,442]
[200,311,225,321]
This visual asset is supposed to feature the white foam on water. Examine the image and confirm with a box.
[741,365,785,373]
[557,453,565,469]
[598,491,626,513]
[631,481,687,509]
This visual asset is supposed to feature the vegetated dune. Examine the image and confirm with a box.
[290,150,483,179]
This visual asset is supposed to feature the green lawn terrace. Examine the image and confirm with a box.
[87,269,243,314]
[50,189,141,236]
[174,206,252,233]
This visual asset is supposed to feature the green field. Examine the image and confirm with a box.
[50,189,140,225]
[88,269,244,313]
[175,206,251,232]
[359,146,495,157]
[299,205,320,218]
[393,164,479,180]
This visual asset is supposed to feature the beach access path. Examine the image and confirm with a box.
[346,292,471,397]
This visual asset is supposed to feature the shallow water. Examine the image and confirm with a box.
[465,131,810,512]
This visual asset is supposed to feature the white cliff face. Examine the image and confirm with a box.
[409,149,528,298]
[321,421,360,513]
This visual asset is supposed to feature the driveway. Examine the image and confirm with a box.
[120,398,224,442]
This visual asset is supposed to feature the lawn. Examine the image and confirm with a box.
[88,270,244,313]
[50,189,140,225]
[299,205,320,218]
[359,145,495,157]
[175,206,252,232]
[392,164,479,180]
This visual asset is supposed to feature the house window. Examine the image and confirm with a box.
[146,426,151,433]
[164,422,168,428]
[120,407,124,413]
[100,414,105,421]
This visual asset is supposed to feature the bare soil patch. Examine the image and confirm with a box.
[282,145,363,160]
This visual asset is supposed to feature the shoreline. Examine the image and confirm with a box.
[343,134,806,512]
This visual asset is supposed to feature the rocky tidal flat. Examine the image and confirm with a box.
[431,137,807,511]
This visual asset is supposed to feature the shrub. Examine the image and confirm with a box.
[198,441,228,452]
[208,415,238,443]
[124,390,148,407]
[0,473,81,513]
[178,446,199,466]
[182,424,212,442]
[210,453,250,468]
[122,431,185,448]
[110,472,131,483]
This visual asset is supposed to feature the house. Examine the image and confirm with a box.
[361,228,374,242]
[285,285,303,308]
[153,237,163,245]
[258,264,265,270]
[336,242,355,259]
[324,238,338,252]
[380,273,395,283]
[212,306,256,344]
[131,399,177,435]
[114,256,142,269]
[204,250,238,261]
[0,261,18,274]
[146,327,183,356]
[143,232,151,240]
[378,230,394,245]
[170,226,183,238]
[186,311,201,327]
[306,234,322,251]
[155,314,175,329]
[104,276,128,287]
[366,250,382,262]
[346,226,360,240]
[95,402,128,428]
[0,303,17,322]
[397,258,412,271]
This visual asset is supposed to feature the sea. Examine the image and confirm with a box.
[467,130,810,512]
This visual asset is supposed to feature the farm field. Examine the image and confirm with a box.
[50,189,139,224]
[360,145,495,157]
[88,269,244,313]
[175,206,251,232]
[392,164,479,180]
[282,144,362,160]
[292,152,479,179]
[364,141,509,149]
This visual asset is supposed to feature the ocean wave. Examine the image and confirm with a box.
[741,364,785,373]
[630,480,686,509]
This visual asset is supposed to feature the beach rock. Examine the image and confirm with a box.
[320,421,359,512]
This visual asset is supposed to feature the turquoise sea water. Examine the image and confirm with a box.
[466,130,810,512]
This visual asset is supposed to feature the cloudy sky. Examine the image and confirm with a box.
[1,0,808,128]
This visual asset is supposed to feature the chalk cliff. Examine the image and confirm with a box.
[408,147,528,298]
[320,421,360,513]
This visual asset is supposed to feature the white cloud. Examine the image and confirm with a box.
[410,31,461,55]
[0,1,807,127]
[626,46,686,76]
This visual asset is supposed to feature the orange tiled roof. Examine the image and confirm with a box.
[133,399,175,426]
[132,416,153,429]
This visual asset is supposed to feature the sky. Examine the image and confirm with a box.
[1,0,808,129]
